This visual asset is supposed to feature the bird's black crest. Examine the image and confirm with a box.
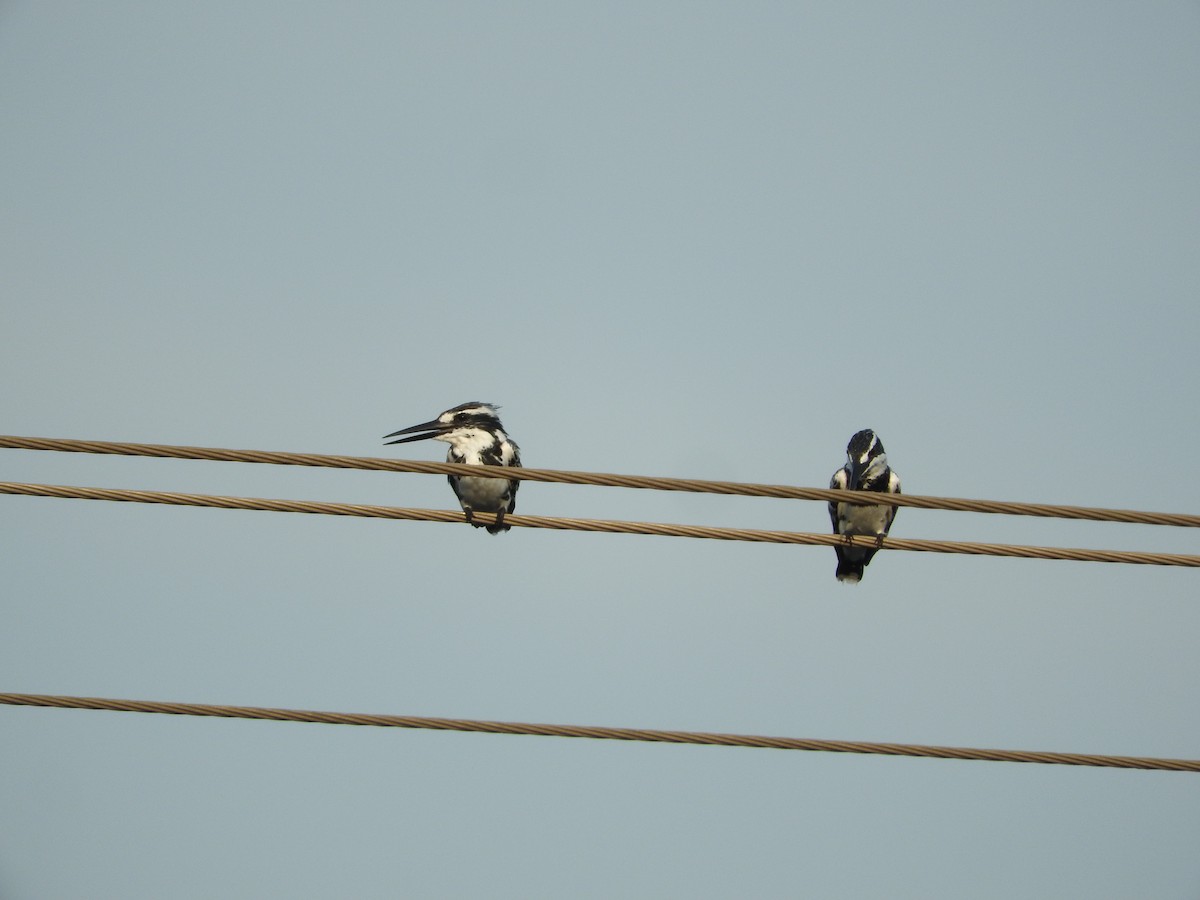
[446,401,498,414]
[847,429,883,459]
[444,402,503,428]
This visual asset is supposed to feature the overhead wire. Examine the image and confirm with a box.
[2,480,1198,567]
[3,438,1196,768]
[2,434,1197,527]
[1,692,1196,772]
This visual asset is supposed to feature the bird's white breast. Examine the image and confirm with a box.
[836,501,894,537]
[452,473,513,511]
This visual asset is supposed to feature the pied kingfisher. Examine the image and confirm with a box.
[384,402,522,534]
[829,429,901,583]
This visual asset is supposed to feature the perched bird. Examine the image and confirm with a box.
[384,402,522,534]
[829,429,902,583]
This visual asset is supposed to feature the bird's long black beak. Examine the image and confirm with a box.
[847,459,865,491]
[383,419,448,445]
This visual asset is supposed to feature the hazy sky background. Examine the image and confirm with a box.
[2,2,1199,897]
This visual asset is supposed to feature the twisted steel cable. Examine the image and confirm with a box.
[1,692,1196,771]
[2,481,1198,567]
[2,435,1197,527]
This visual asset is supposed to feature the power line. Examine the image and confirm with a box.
[3,480,1198,567]
[1,692,1195,772]
[2,434,1197,527]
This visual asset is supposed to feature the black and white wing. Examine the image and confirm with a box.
[828,467,849,533]
[506,442,522,516]
[881,469,901,535]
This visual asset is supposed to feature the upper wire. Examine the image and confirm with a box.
[2,434,1198,527]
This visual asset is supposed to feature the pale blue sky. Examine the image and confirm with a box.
[2,2,1199,897]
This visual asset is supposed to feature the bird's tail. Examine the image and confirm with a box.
[835,552,865,583]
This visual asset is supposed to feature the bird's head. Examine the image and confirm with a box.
[384,402,506,451]
[845,428,888,488]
